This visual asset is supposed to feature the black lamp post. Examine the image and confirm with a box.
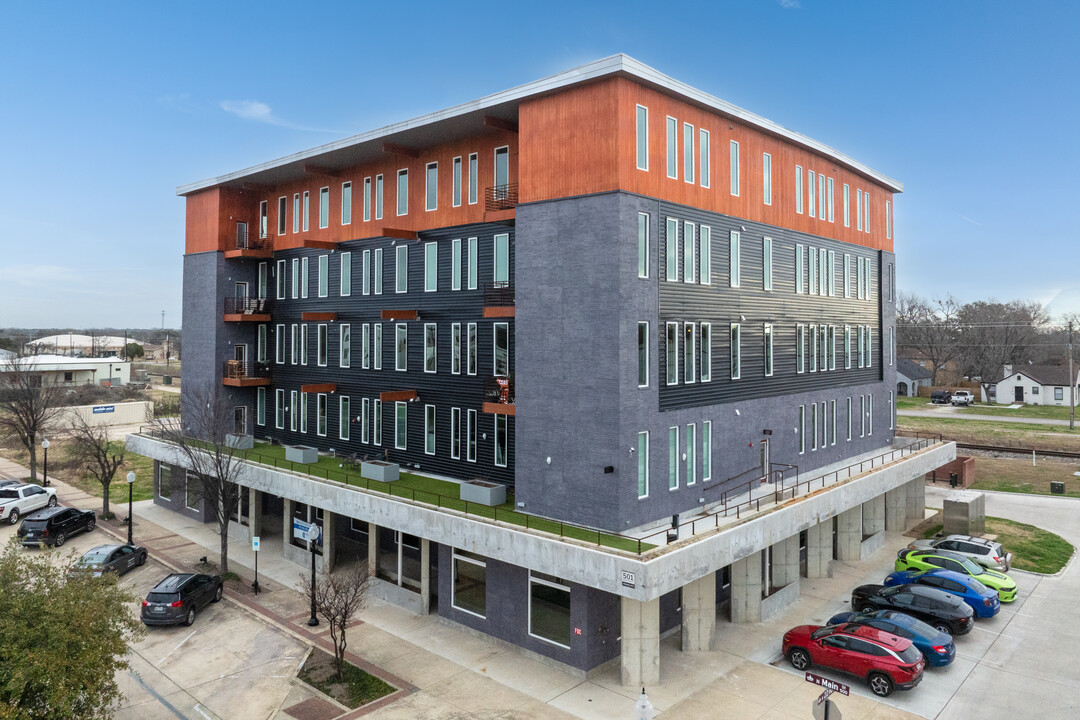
[41,438,50,486]
[126,471,136,544]
[307,522,320,627]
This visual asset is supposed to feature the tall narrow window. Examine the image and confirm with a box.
[763,237,773,290]
[374,400,382,445]
[685,423,696,486]
[666,322,678,385]
[257,324,267,363]
[452,238,462,290]
[729,230,740,287]
[425,162,438,211]
[827,177,834,222]
[396,245,408,293]
[425,404,436,455]
[319,186,329,229]
[303,191,310,231]
[829,325,837,370]
[638,212,649,278]
[843,183,850,227]
[339,324,351,368]
[700,322,711,382]
[318,254,328,297]
[637,322,649,387]
[886,200,892,240]
[856,189,863,231]
[278,196,287,235]
[374,323,382,370]
[666,116,677,178]
[362,398,370,443]
[888,326,894,366]
[665,218,678,282]
[798,405,805,454]
[847,397,853,441]
[291,391,298,432]
[468,153,478,204]
[636,105,649,171]
[683,322,696,384]
[819,248,827,295]
[763,323,773,377]
[275,323,285,364]
[795,166,804,214]
[468,237,478,290]
[375,174,384,220]
[300,393,309,433]
[730,323,741,379]
[374,248,383,295]
[858,325,865,368]
[796,324,805,373]
[361,323,370,369]
[257,387,266,426]
[317,324,328,366]
[699,226,711,284]
[467,323,477,375]
[868,394,874,435]
[762,152,772,205]
[668,427,679,490]
[395,324,407,371]
[397,169,409,216]
[889,391,894,430]
[699,128,710,187]
[809,248,817,295]
[831,399,837,445]
[424,241,438,292]
[451,407,461,459]
[259,200,268,239]
[683,221,696,283]
[864,190,871,234]
[795,244,804,293]
[729,140,740,195]
[845,326,852,369]
[810,324,818,372]
[494,414,507,467]
[808,170,816,218]
[340,397,350,440]
[291,258,298,299]
[293,193,300,233]
[844,254,852,298]
[466,409,477,461]
[363,177,371,221]
[811,403,817,451]
[494,146,509,188]
[494,323,509,377]
[818,173,826,220]
[340,252,352,296]
[452,323,462,375]
[424,323,437,373]
[637,431,649,498]
[494,233,509,285]
[452,156,462,207]
[362,250,370,295]
[827,250,836,296]
[276,389,285,429]
[395,402,407,449]
[683,122,695,183]
[702,421,711,481]
[258,261,268,298]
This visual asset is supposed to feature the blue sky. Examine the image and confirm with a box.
[1,1,1076,329]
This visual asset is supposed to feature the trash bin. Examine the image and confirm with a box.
[949,472,959,488]
[163,375,172,385]
[1051,481,1065,495]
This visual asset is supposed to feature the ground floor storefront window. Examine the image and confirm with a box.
[529,571,571,648]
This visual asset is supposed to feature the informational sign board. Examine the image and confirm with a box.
[621,570,636,589]
[804,672,849,696]
[292,519,322,544]
[92,405,115,414]
[252,536,260,552]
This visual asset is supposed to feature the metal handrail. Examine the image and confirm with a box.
[485,183,518,211]
[221,360,271,380]
[223,296,272,315]
[483,281,514,306]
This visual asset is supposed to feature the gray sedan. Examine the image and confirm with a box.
[908,535,1011,572]
[71,544,148,578]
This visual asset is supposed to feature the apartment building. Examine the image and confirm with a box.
[132,55,953,685]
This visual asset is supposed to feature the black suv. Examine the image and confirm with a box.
[18,506,96,547]
[851,583,974,635]
[141,573,223,627]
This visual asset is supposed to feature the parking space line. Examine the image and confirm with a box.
[126,671,189,720]
[193,704,214,720]
[157,630,197,666]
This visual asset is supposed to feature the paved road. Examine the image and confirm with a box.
[898,409,1075,427]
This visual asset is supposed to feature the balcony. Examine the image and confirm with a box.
[223,296,272,321]
[483,281,514,318]
[224,226,273,259]
[485,183,518,212]
[482,375,514,415]
[222,360,271,387]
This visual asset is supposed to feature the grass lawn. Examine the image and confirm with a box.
[898,396,935,411]
[64,441,157,505]
[966,457,1080,498]
[298,649,395,708]
[921,514,1072,574]
[897,416,1080,452]
[957,404,1077,421]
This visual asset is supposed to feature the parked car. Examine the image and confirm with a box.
[931,390,953,404]
[826,609,956,667]
[17,506,96,547]
[70,544,148,578]
[896,548,1017,602]
[850,583,974,635]
[950,390,975,406]
[883,569,1000,618]
[909,534,1012,572]
[0,484,57,525]
[0,479,22,489]
[783,623,925,697]
[141,573,223,627]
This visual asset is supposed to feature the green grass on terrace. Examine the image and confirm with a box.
[226,441,647,553]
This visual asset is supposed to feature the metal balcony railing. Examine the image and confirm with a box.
[223,296,273,315]
[222,360,271,381]
[485,183,518,211]
[235,226,271,251]
[483,281,514,306]
[483,375,514,405]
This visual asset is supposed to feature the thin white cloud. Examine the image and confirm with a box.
[955,213,983,227]
[219,99,340,133]
[778,0,802,8]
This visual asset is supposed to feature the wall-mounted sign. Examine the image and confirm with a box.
[92,405,115,414]
[621,570,636,589]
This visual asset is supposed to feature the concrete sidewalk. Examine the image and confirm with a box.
[898,408,1075,427]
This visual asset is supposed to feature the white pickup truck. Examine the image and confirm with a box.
[951,390,976,406]
[0,484,58,525]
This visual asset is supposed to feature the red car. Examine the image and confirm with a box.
[782,623,925,697]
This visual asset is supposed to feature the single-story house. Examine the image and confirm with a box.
[982,364,1080,406]
[897,358,933,397]
[0,355,131,387]
[24,333,130,357]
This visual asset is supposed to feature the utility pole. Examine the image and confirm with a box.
[1070,320,1075,431]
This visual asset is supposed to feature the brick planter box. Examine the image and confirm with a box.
[362,460,399,483]
[285,445,318,464]
[461,480,506,506]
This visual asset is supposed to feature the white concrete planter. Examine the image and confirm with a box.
[362,460,399,483]
[285,445,318,464]
[226,433,254,450]
[461,480,506,506]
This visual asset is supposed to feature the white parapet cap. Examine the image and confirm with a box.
[177,54,902,197]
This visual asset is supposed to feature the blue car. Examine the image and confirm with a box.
[884,569,1000,618]
[826,609,956,667]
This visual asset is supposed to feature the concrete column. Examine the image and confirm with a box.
[836,507,862,561]
[806,520,833,578]
[282,498,294,549]
[862,494,885,536]
[885,486,908,532]
[680,574,717,651]
[771,536,800,588]
[907,478,926,523]
[321,511,335,572]
[248,488,262,538]
[621,596,660,687]
[420,539,432,615]
[730,551,763,623]
[367,522,378,576]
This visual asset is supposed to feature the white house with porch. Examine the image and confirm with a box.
[983,364,1080,405]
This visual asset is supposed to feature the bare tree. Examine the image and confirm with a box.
[68,415,125,518]
[956,299,1049,403]
[151,384,247,573]
[896,293,962,385]
[0,354,66,481]
[298,563,370,679]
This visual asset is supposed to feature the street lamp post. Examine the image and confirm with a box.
[307,522,321,627]
[126,471,136,545]
[41,439,50,486]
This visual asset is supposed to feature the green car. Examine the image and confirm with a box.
[896,549,1017,602]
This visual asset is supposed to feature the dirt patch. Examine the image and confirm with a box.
[905,510,943,539]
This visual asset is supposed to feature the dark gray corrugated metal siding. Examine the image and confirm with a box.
[657,201,883,411]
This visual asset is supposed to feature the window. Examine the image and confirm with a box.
[730,323,741,379]
[318,187,329,228]
[810,325,818,372]
[425,162,438,211]
[763,237,773,290]
[396,244,408,293]
[374,400,382,445]
[275,389,285,429]
[637,213,649,278]
[494,414,507,467]
[636,105,649,170]
[820,326,828,372]
[1055,387,1064,401]
[843,183,850,227]
[637,322,649,387]
[185,471,199,511]
[831,399,837,445]
[375,174,384,220]
[363,177,371,221]
[864,191,870,234]
[468,237,478,290]
[452,323,462,375]
[637,431,649,498]
[361,323,370,369]
[858,326,865,368]
[158,464,173,500]
[886,200,892,240]
[339,324,351,368]
[811,403,818,451]
[258,200,268,239]
[495,146,509,188]
[425,404,436,455]
[374,248,383,294]
[868,394,874,435]
[424,241,438,292]
[317,324,328,366]
[467,409,477,461]
[494,233,509,285]
[845,326,852,369]
[798,405,805,454]
[450,407,461,459]
[699,226,711,284]
[796,324,805,374]
[1033,386,1040,395]
[819,248,827,295]
[374,323,382,370]
[700,128,710,187]
[494,323,509,377]
[396,169,408,216]
[729,140,739,195]
[452,549,486,617]
[277,196,287,235]
[829,325,837,370]
[424,323,437,373]
[276,259,286,300]
[666,322,678,385]
[686,423,696,486]
[827,250,836,296]
[395,324,407,371]
[529,572,571,648]
[318,255,328,297]
[808,170,816,218]
[360,250,370,295]
[301,191,310,231]
[683,122,695,183]
[665,218,678,282]
[856,189,863,231]
[452,238,462,290]
[818,173,826,220]
[395,402,407,449]
[290,258,299,299]
[340,252,352,296]
[257,324,267,363]
[890,263,895,303]
[889,391,895,429]
[702,421,712,481]
[795,166,804,214]
[795,244,804,293]
[844,254,852,298]
[683,323,696,384]
[467,323,477,375]
[888,327,894,366]
[683,221,696,283]
[700,323,711,382]
[468,153,478,204]
[275,323,285,364]
[256,387,265,426]
[809,248,817,295]
[763,323,773,376]
[827,177,835,223]
[762,152,772,204]
[289,324,298,365]
[340,397,350,440]
[847,397,853,441]
[666,116,677,178]
[860,395,866,437]
[668,426,679,490]
[292,391,300,432]
[866,327,873,368]
[729,231,740,287]
[452,156,462,207]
